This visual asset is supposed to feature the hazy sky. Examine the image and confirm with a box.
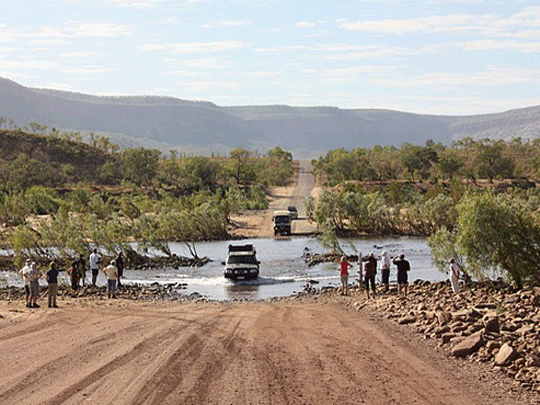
[1,0,539,115]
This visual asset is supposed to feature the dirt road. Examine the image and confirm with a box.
[230,160,318,238]
[0,299,523,405]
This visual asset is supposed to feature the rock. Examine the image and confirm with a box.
[483,313,500,333]
[441,332,455,344]
[495,343,517,366]
[451,332,484,358]
[475,303,497,310]
[437,311,452,326]
[526,354,540,367]
[516,324,535,335]
[486,340,500,353]
[397,315,417,324]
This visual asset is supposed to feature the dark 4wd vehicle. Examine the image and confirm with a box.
[273,211,291,236]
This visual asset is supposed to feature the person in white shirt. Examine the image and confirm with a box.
[449,258,461,293]
[380,250,391,293]
[102,260,119,299]
[89,249,101,287]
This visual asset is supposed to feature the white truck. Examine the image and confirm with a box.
[223,244,260,280]
[273,210,292,236]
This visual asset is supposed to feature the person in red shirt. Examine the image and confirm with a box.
[339,256,352,296]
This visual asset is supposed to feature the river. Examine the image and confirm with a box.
[0,236,446,301]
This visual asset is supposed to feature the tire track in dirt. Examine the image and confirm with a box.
[0,301,530,405]
[0,320,151,405]
[128,313,232,405]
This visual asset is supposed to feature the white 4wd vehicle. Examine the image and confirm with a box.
[223,244,260,280]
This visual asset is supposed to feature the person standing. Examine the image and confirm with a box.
[19,259,33,308]
[392,253,410,296]
[102,260,119,299]
[339,256,352,296]
[363,253,377,299]
[76,254,86,287]
[380,250,391,293]
[69,257,80,291]
[89,249,101,288]
[449,258,461,293]
[115,252,125,287]
[45,261,59,308]
[27,262,42,308]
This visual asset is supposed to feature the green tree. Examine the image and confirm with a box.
[456,193,540,288]
[473,140,515,182]
[121,148,161,187]
[436,149,464,180]
[228,148,256,186]
[399,143,438,181]
[29,121,47,134]
[182,156,219,189]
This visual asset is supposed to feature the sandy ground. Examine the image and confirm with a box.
[0,163,530,405]
[0,297,527,405]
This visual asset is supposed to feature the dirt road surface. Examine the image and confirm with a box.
[229,160,318,238]
[0,299,524,405]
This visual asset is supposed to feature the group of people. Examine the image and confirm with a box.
[339,251,411,298]
[339,252,463,297]
[19,250,126,308]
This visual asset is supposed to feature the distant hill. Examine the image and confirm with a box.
[1,77,540,158]
[0,129,115,185]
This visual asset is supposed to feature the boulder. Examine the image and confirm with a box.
[451,332,484,358]
[483,313,500,333]
[495,343,517,366]
[398,315,417,325]
[437,311,452,326]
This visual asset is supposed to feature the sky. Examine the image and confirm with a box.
[1,0,540,115]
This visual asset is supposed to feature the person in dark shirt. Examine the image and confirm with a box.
[69,257,80,291]
[392,253,411,296]
[76,254,86,287]
[115,252,125,287]
[46,261,59,308]
[363,253,377,299]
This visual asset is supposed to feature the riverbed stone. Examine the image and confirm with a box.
[495,343,517,366]
[451,331,484,358]
[398,315,417,324]
[437,311,452,326]
[483,313,500,333]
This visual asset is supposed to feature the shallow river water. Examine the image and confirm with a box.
[1,236,447,301]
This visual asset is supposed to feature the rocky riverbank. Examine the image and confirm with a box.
[291,279,540,396]
[0,282,206,302]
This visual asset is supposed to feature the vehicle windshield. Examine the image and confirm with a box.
[274,216,290,224]
[227,255,258,264]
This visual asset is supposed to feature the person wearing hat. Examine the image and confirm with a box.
[102,259,119,299]
[380,251,391,293]
[46,261,59,308]
[25,261,42,308]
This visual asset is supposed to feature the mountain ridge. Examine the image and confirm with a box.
[1,76,539,158]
